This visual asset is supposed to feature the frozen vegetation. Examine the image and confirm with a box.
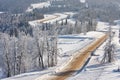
[1,0,120,80]
[2,21,120,80]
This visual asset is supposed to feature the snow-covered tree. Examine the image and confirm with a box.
[101,26,115,63]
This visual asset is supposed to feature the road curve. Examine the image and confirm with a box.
[36,15,60,23]
[35,34,108,80]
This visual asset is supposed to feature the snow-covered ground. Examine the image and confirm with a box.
[2,19,120,80]
[67,22,120,80]
[26,1,50,12]
[57,34,94,69]
[114,20,120,25]
[58,34,95,55]
[96,22,109,32]
[1,30,106,80]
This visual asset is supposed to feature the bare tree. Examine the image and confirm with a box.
[3,35,11,77]
[101,25,115,63]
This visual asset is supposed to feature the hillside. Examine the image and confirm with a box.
[0,0,120,80]
[0,0,41,13]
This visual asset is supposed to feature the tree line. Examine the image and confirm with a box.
[0,24,58,77]
[0,12,44,37]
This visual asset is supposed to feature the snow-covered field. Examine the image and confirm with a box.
[96,22,109,32]
[26,1,50,12]
[57,34,94,69]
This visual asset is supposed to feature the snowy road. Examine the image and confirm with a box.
[35,33,108,80]
[29,13,68,26]
[67,24,120,80]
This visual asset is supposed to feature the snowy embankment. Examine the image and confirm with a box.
[67,23,120,80]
